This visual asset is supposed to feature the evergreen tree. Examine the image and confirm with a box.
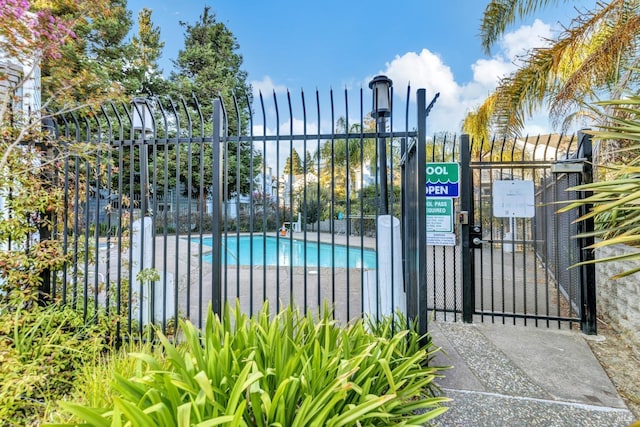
[284,149,304,175]
[304,150,316,175]
[37,0,134,103]
[170,6,251,132]
[298,185,326,231]
[130,8,166,96]
[159,6,259,201]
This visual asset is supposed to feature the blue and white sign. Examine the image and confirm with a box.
[426,162,460,198]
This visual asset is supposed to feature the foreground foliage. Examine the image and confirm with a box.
[0,303,111,426]
[56,303,449,426]
[465,0,640,140]
[561,96,640,278]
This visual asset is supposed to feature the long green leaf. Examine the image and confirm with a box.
[177,403,191,427]
[143,402,173,425]
[267,377,292,421]
[113,396,156,426]
[377,359,397,394]
[328,394,396,426]
[194,370,215,402]
[403,406,450,425]
[227,360,263,415]
[56,402,111,427]
[195,415,236,427]
[112,373,146,402]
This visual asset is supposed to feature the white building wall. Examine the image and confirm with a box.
[1,35,42,254]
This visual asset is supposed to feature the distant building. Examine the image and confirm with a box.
[252,165,277,203]
[0,30,42,253]
[1,47,41,120]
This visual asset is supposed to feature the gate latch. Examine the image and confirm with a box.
[458,211,469,225]
[470,225,484,249]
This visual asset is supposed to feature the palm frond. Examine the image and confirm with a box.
[480,0,572,54]
[462,93,495,150]
[480,0,518,54]
[476,0,637,138]
[551,3,640,118]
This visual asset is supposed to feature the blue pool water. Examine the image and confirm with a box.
[196,235,377,269]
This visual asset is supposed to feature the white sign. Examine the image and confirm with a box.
[493,180,535,218]
[427,232,456,246]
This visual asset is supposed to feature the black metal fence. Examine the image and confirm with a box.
[20,86,597,340]
[535,132,596,333]
[44,88,425,338]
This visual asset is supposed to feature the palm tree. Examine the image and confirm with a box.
[464,0,640,146]
[317,117,377,202]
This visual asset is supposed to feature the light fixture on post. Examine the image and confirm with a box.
[369,75,392,215]
[132,97,154,134]
[369,75,392,119]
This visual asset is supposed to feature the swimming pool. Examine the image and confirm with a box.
[196,235,377,269]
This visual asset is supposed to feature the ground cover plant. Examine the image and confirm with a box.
[53,303,449,426]
[0,302,113,426]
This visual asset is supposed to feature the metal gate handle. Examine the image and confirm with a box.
[472,237,487,246]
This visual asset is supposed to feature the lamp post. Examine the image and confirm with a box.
[369,75,392,215]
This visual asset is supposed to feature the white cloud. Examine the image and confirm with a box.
[501,19,553,62]
[377,49,468,132]
[248,20,560,139]
[376,19,557,133]
[471,58,513,88]
[379,49,459,107]
[250,76,288,98]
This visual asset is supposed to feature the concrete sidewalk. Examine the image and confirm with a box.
[429,321,635,426]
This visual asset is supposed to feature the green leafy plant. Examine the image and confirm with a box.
[560,95,640,278]
[55,302,449,426]
[44,339,161,424]
[0,303,111,426]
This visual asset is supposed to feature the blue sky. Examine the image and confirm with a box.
[127,0,588,135]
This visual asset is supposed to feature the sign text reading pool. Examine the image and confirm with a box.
[425,162,460,198]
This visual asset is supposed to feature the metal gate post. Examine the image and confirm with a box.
[460,134,474,323]
[578,131,596,335]
[416,89,428,336]
[211,99,223,317]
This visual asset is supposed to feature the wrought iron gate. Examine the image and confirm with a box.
[457,132,596,333]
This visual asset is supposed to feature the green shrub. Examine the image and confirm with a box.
[56,302,449,426]
[44,339,162,425]
[0,303,112,426]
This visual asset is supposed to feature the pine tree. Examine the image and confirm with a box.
[170,6,251,132]
[130,8,166,96]
[160,6,259,200]
[38,0,134,102]
[304,150,315,175]
[284,149,304,175]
